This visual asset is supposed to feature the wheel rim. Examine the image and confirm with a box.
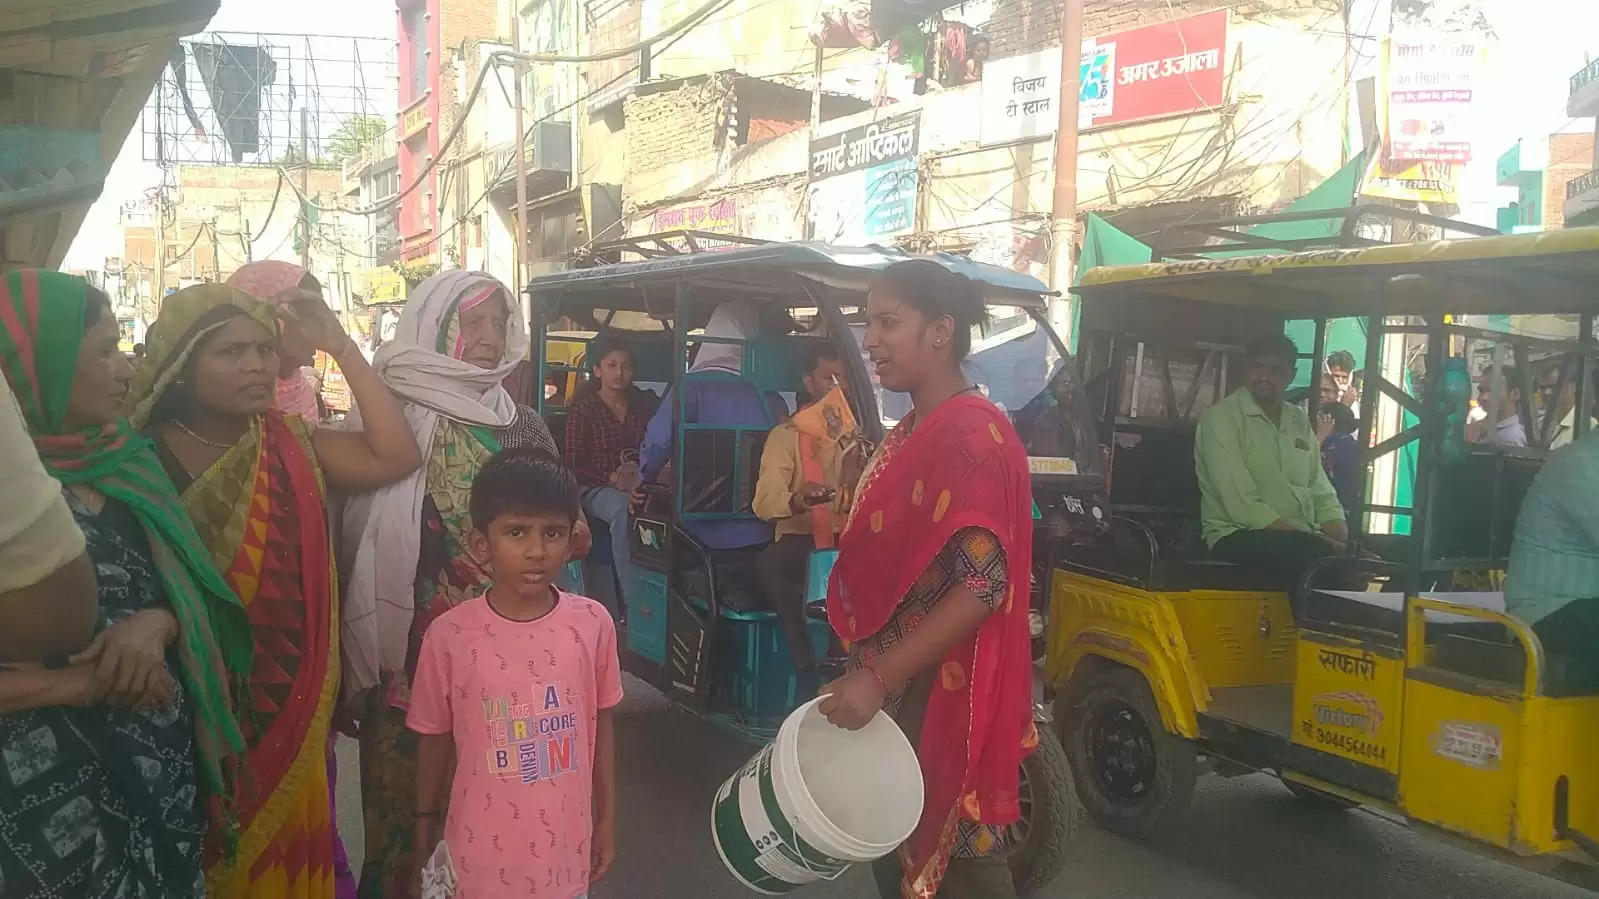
[1085,699,1158,805]
[1003,757,1035,854]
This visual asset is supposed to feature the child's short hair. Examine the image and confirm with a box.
[470,447,582,531]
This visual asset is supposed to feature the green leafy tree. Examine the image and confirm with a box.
[392,259,439,288]
[327,115,390,165]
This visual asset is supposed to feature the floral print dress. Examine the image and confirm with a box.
[0,493,204,899]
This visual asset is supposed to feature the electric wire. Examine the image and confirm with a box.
[313,0,739,216]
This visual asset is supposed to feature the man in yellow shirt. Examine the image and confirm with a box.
[1196,334,1349,586]
[754,344,849,683]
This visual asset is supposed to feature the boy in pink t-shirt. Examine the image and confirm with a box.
[408,449,622,898]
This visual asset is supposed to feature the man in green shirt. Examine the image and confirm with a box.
[1505,435,1599,695]
[1196,334,1349,585]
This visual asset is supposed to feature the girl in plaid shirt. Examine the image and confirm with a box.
[564,338,658,614]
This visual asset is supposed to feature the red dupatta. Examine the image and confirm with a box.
[827,394,1034,898]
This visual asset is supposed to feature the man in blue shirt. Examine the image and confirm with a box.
[1506,435,1599,695]
[639,302,781,550]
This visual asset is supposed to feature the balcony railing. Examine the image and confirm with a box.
[1564,167,1599,225]
[1569,58,1599,118]
[1573,58,1599,96]
[1566,168,1599,201]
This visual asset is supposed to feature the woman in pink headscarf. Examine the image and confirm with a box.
[226,261,324,423]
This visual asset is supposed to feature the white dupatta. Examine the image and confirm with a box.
[340,270,526,696]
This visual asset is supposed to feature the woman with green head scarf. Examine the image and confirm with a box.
[0,269,253,898]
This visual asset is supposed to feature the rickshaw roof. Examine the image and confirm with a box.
[526,241,1051,309]
[1072,227,1599,318]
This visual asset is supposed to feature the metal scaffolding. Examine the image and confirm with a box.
[142,31,397,168]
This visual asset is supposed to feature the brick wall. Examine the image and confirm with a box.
[1544,130,1596,229]
[437,0,503,166]
[623,75,731,177]
[987,0,1331,59]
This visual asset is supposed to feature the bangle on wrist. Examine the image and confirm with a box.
[863,661,890,695]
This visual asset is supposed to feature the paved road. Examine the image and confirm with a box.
[336,675,1588,898]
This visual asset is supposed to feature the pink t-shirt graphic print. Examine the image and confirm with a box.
[408,591,623,898]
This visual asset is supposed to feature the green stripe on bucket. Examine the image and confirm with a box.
[714,772,786,892]
[712,739,854,894]
[754,749,852,875]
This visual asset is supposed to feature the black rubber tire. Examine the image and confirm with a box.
[1282,778,1358,810]
[1060,667,1197,839]
[1006,727,1077,895]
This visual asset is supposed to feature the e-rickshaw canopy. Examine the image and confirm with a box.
[527,241,1052,310]
[1072,228,1599,318]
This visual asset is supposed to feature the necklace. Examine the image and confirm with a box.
[173,419,239,449]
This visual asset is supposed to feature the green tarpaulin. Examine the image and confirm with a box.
[1068,213,1156,352]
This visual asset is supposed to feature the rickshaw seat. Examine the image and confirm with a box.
[1062,514,1297,593]
[679,546,768,616]
[1157,558,1296,593]
[675,376,786,522]
[1429,450,1542,563]
[1431,630,1525,688]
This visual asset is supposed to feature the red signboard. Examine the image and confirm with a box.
[1079,10,1229,130]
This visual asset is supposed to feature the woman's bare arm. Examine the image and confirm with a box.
[0,664,96,713]
[0,552,98,662]
[819,584,994,730]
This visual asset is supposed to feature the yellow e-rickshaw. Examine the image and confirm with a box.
[1046,226,1599,890]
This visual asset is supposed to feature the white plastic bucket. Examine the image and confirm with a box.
[711,696,925,894]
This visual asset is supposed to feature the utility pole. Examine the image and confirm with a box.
[300,107,312,271]
[210,217,220,280]
[153,186,167,312]
[569,0,582,216]
[809,46,823,132]
[1047,0,1084,340]
[511,8,533,327]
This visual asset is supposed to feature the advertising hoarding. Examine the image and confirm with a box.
[807,112,920,245]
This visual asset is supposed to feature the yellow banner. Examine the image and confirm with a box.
[1362,157,1460,206]
[366,266,406,303]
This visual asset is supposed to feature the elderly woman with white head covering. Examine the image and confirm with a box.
[339,270,581,897]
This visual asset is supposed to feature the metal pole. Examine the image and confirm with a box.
[1047,0,1084,340]
[512,9,533,327]
[300,107,312,271]
[570,0,582,210]
[153,187,166,311]
[210,217,220,281]
[809,46,823,132]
